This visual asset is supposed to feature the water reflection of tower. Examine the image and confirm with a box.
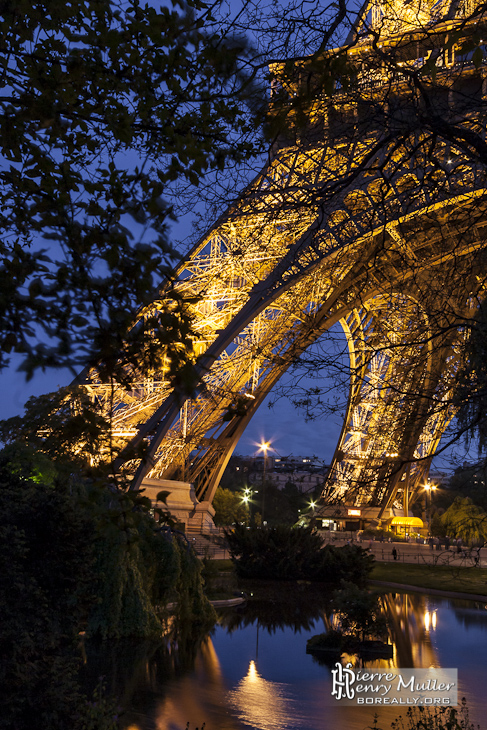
[154,637,243,730]
[321,592,439,668]
[381,593,439,667]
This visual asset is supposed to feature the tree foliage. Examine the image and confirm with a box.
[0,386,111,474]
[430,512,447,539]
[0,442,215,724]
[212,486,249,526]
[448,462,487,510]
[88,509,214,640]
[263,480,315,526]
[0,0,263,382]
[455,298,487,455]
[225,523,374,583]
[441,496,487,545]
[332,581,387,642]
[0,447,101,729]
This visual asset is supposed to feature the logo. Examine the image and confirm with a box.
[331,663,356,700]
[330,664,457,706]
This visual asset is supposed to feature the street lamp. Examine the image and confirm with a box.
[242,486,258,526]
[424,482,437,533]
[258,440,271,524]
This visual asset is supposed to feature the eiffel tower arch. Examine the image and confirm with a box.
[85,0,487,522]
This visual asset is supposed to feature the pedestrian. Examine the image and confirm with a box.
[392,547,398,561]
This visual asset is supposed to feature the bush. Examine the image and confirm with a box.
[306,630,345,650]
[225,524,374,585]
[0,443,216,727]
[0,449,106,730]
[332,581,388,641]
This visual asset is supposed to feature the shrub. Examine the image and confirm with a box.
[307,630,345,650]
[332,581,388,641]
[225,524,374,585]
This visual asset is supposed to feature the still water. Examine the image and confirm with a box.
[98,585,487,730]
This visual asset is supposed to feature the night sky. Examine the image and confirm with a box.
[0,352,342,461]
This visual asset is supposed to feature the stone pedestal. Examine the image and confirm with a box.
[141,478,215,533]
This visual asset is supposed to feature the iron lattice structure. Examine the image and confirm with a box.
[85,0,487,517]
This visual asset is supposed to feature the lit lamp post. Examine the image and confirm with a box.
[308,500,317,527]
[259,440,271,525]
[424,482,437,534]
[242,486,257,527]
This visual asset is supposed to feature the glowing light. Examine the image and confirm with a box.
[248,659,258,681]
[228,659,296,729]
[424,609,437,631]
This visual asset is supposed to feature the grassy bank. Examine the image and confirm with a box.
[208,558,487,598]
[210,559,233,572]
[371,561,487,596]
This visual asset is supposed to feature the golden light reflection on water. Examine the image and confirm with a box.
[132,592,487,730]
[423,609,437,631]
[227,659,303,730]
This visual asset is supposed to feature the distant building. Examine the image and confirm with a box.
[273,454,326,472]
[249,454,329,493]
[269,471,327,493]
[427,469,449,487]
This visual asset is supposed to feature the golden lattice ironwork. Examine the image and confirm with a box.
[84,0,487,517]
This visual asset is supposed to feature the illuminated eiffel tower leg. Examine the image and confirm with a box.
[84,6,487,515]
[322,293,464,514]
[102,206,479,515]
[86,167,486,508]
[181,267,469,508]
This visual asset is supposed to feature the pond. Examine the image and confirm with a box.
[86,584,487,730]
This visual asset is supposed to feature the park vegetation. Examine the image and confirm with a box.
[212,486,250,527]
[0,441,215,729]
[307,581,389,655]
[0,0,263,384]
[225,523,374,583]
[4,0,487,727]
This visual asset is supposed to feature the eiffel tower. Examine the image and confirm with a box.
[85,0,487,523]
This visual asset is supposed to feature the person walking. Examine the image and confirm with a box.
[392,547,398,561]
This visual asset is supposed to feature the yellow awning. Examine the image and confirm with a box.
[389,516,424,527]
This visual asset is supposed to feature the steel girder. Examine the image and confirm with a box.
[83,8,487,513]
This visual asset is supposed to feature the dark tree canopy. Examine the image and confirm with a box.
[0,0,263,382]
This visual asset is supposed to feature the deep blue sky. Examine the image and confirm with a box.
[0,351,343,461]
[0,349,466,470]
